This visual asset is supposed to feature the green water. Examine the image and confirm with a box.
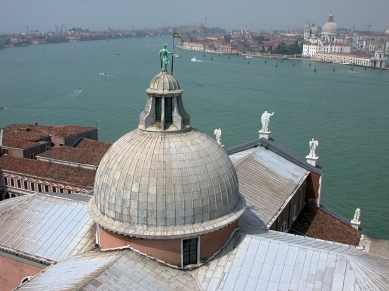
[1,37,388,239]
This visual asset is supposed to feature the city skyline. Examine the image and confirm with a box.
[1,0,389,34]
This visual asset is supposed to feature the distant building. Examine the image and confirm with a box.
[0,124,111,200]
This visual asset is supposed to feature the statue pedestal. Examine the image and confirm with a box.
[305,155,319,167]
[258,130,270,140]
[350,219,361,230]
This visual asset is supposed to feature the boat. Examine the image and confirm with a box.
[78,87,83,91]
[0,105,3,109]
[191,57,199,62]
[245,55,253,59]
[293,63,295,66]
[228,56,230,59]
[309,62,311,66]
[173,54,180,58]
[275,63,277,67]
[313,68,317,72]
[333,67,335,71]
[278,55,288,60]
[264,60,267,64]
[99,72,108,76]
[210,56,213,60]
[247,60,250,64]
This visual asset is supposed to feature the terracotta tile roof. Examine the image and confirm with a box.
[37,139,111,166]
[1,124,97,144]
[289,204,361,246]
[74,138,111,154]
[2,138,43,149]
[0,155,95,187]
[2,124,50,142]
[48,125,96,137]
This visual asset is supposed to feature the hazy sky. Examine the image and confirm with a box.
[1,0,388,34]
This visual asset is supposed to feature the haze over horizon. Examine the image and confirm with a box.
[1,0,389,34]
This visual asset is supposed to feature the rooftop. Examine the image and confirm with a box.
[0,155,95,187]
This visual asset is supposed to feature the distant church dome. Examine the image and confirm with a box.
[89,72,245,239]
[322,13,339,36]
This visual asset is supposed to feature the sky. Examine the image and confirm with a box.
[1,0,389,34]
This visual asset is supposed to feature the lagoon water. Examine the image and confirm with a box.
[1,36,388,239]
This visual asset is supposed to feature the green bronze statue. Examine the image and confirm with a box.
[159,44,174,72]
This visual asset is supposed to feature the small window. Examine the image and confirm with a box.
[17,180,21,188]
[46,146,50,151]
[38,184,42,192]
[182,238,198,266]
[52,187,56,193]
[24,181,28,189]
[31,183,35,191]
[281,222,288,232]
[3,177,8,186]
[67,189,72,194]
[3,149,8,155]
[30,154,34,159]
[10,178,15,187]
[44,185,49,192]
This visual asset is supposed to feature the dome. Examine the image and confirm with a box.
[89,127,245,239]
[146,71,183,95]
[322,13,338,35]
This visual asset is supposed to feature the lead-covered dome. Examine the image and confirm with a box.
[89,129,245,239]
[322,13,338,35]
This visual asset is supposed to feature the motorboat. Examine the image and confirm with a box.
[245,55,253,59]
[99,72,108,76]
[278,55,288,60]
[191,57,199,62]
[173,54,180,58]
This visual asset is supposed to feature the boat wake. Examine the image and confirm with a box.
[68,87,83,96]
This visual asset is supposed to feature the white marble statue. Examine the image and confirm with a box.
[260,110,274,132]
[309,138,319,158]
[353,208,361,222]
[214,128,222,145]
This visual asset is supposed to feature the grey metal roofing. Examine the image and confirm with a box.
[0,193,95,263]
[195,231,389,291]
[19,249,199,291]
[16,250,123,291]
[47,192,92,203]
[90,127,245,239]
[20,231,389,290]
[233,146,309,230]
[227,138,323,175]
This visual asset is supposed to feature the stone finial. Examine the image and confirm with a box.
[214,128,223,147]
[351,208,361,230]
[306,138,319,166]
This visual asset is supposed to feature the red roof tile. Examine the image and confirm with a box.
[2,138,42,149]
[289,204,361,246]
[48,125,96,137]
[37,138,111,166]
[0,155,95,187]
